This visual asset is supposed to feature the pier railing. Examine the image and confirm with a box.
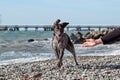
[0,25,119,31]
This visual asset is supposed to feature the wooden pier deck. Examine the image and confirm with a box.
[0,25,119,31]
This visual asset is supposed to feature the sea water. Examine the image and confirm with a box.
[0,30,120,65]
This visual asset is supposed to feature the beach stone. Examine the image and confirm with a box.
[70,31,85,44]
[70,33,77,42]
[43,38,49,41]
[84,29,114,39]
[1,56,120,79]
[32,72,42,78]
[28,39,34,42]
[70,30,116,44]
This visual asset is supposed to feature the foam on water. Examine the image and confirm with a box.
[0,56,54,65]
[0,51,55,65]
[75,44,120,56]
[0,43,120,65]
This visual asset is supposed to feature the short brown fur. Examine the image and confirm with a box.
[52,19,78,68]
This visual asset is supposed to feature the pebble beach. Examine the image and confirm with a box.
[0,56,120,80]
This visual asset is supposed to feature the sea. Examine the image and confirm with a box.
[0,30,120,65]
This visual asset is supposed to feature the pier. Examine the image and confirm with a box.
[0,25,119,31]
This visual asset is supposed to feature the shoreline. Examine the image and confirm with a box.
[0,55,120,80]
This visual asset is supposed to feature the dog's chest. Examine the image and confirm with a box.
[52,34,68,48]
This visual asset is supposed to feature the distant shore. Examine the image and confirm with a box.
[0,56,120,80]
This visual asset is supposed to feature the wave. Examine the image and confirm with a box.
[0,54,55,65]
[0,38,120,65]
[75,44,120,56]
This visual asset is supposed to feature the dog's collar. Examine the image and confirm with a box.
[54,33,65,42]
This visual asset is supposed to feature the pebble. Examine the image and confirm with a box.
[0,56,120,80]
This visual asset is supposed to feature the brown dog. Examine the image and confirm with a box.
[52,19,78,68]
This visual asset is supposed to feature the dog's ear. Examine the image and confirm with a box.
[53,19,61,28]
[61,22,69,28]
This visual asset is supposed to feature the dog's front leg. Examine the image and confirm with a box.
[57,48,64,68]
[54,49,59,59]
[52,41,59,59]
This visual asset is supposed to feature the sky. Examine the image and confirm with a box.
[0,0,120,25]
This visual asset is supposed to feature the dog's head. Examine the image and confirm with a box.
[53,19,69,40]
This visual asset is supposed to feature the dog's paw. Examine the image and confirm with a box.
[57,62,63,68]
[76,62,79,65]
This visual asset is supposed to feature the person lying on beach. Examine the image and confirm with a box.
[82,27,120,47]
